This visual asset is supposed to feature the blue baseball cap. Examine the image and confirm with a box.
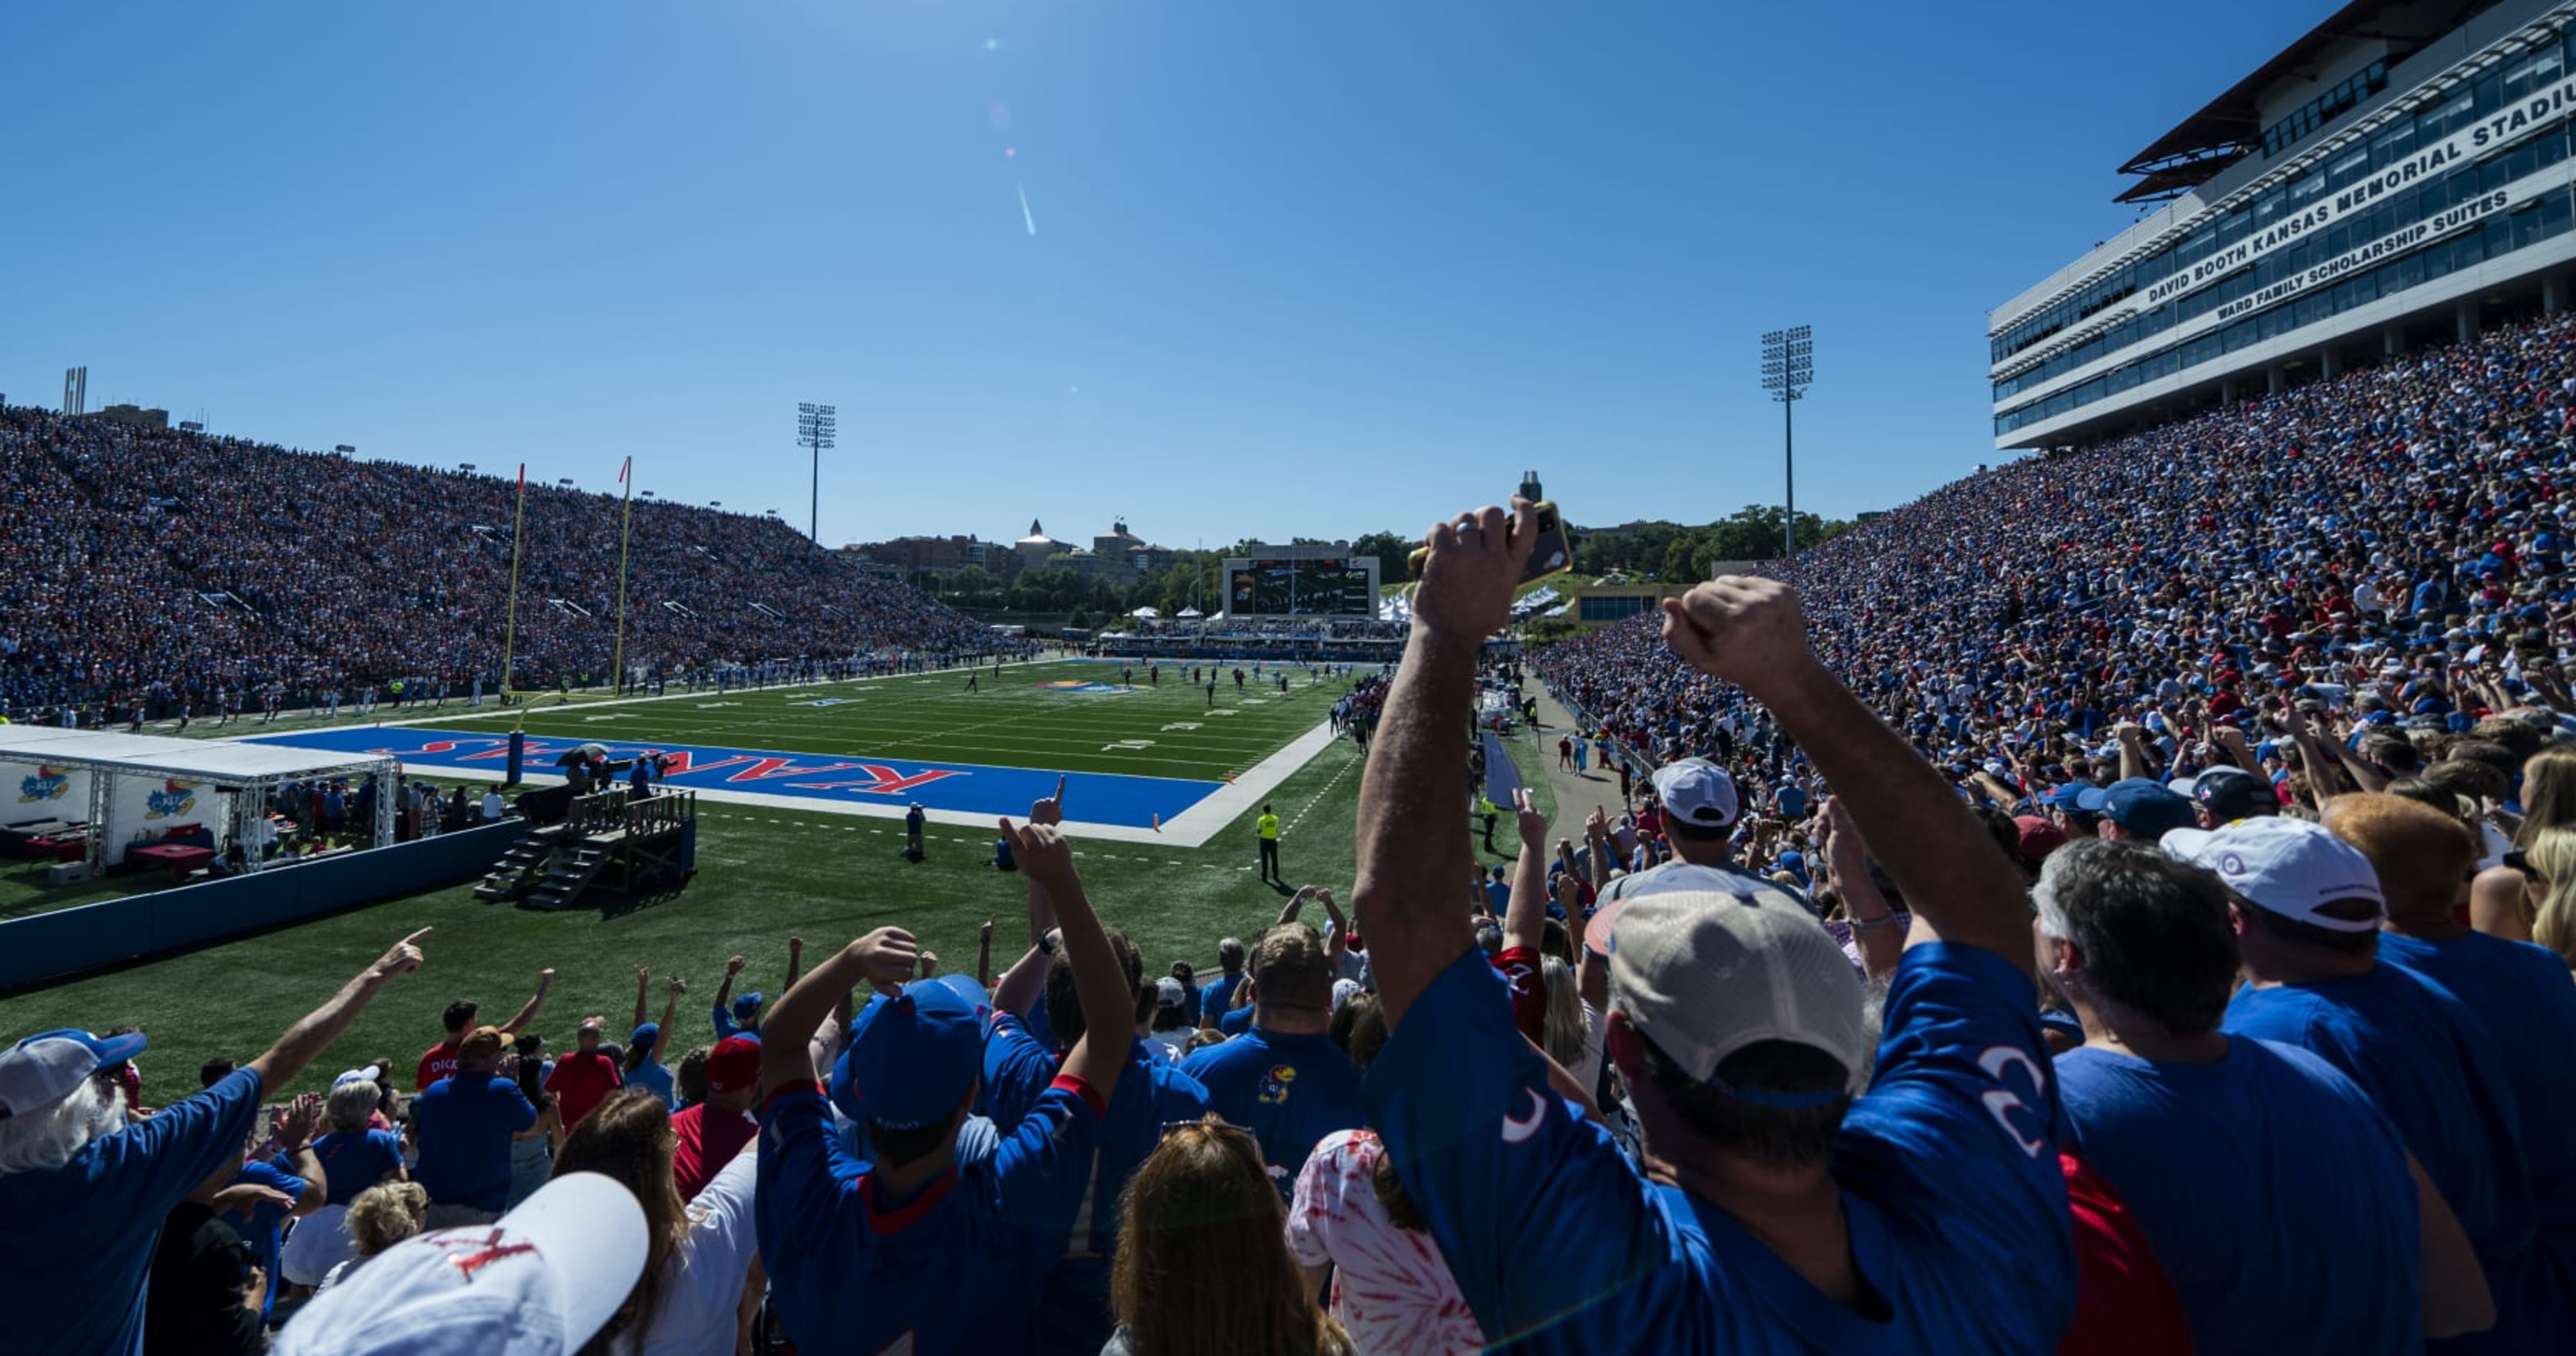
[628,1021,660,1054]
[731,992,763,1019]
[835,980,986,1130]
[2080,778,2198,841]
[0,1027,147,1120]
[2040,784,2091,810]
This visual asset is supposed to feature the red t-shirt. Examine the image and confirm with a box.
[2058,1152,2194,1356]
[546,1050,624,1130]
[416,1040,460,1092]
[1490,946,1546,1046]
[672,1102,758,1201]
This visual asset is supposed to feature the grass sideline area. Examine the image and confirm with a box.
[0,663,1559,1100]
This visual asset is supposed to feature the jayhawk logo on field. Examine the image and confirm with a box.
[17,766,69,803]
[1257,1062,1297,1106]
[145,779,198,819]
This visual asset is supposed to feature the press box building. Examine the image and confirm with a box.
[1992,0,2576,449]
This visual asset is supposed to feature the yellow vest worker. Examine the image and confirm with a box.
[1255,805,1282,881]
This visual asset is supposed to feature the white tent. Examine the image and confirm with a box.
[1176,606,1205,619]
[1130,606,1161,619]
[0,728,399,872]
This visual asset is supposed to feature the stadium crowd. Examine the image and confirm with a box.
[11,315,2576,1355]
[0,407,1005,725]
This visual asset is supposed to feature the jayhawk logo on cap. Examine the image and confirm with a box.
[17,766,68,803]
[1257,1063,1297,1106]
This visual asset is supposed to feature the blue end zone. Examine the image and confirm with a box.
[243,726,1220,830]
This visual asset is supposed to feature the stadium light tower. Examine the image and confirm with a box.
[797,402,837,543]
[1759,325,1814,557]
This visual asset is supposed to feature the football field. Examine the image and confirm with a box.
[254,658,1352,842]
[0,658,1559,1099]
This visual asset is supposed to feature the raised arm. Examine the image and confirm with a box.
[1020,777,1069,945]
[248,929,429,1090]
[1321,890,1350,975]
[1276,884,1317,930]
[712,957,742,1023]
[977,918,997,991]
[657,975,683,1054]
[1001,818,1128,1094]
[1505,789,1550,955]
[1357,499,1537,1025]
[500,968,555,1036]
[634,965,651,1030]
[1666,578,2033,963]
[759,929,920,1092]
[784,936,805,994]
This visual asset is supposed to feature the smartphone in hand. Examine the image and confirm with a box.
[1409,499,1573,583]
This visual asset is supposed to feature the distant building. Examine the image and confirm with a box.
[1014,519,1065,572]
[856,534,1010,578]
[85,403,169,430]
[1568,582,1688,631]
[1091,518,1175,571]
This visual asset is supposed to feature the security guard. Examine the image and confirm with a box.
[1255,803,1281,881]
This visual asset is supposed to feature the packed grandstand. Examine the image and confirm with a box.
[0,405,1006,723]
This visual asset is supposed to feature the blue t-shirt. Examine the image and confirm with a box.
[2379,930,2576,1294]
[712,1004,761,1044]
[0,1066,264,1356]
[2057,1037,2419,1355]
[313,1128,405,1206]
[1217,1005,1253,1037]
[1363,943,2074,1353]
[626,1056,677,1109]
[757,1076,1104,1353]
[2226,965,2556,1352]
[410,1070,539,1212]
[1181,1025,1363,1196]
[984,1017,1213,1356]
[229,1156,304,1318]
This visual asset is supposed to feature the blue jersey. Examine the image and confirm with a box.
[1217,1005,1253,1037]
[2057,1037,2419,1355]
[313,1128,404,1206]
[1205,979,1247,1031]
[2226,965,2556,1353]
[0,1066,264,1356]
[1363,944,2074,1353]
[757,1075,1104,1354]
[984,1016,1213,1356]
[2380,930,2576,1302]
[626,1056,677,1109]
[712,1004,761,1043]
[1182,1026,1363,1195]
[410,1070,538,1212]
[230,1155,304,1318]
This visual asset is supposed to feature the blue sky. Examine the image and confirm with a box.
[5,1,2327,549]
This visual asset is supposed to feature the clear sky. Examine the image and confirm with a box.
[5,1,2328,549]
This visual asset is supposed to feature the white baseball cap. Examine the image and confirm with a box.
[331,1064,386,1092]
[1607,881,1868,1104]
[0,1028,147,1120]
[273,1172,648,1356]
[1650,759,1741,831]
[2164,817,2386,932]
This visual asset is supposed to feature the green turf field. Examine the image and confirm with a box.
[411,657,1344,784]
[0,660,1559,1101]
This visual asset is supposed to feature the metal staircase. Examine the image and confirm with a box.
[472,831,557,902]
